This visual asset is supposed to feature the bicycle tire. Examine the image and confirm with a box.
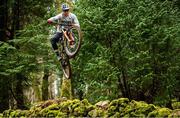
[65,26,82,58]
[60,56,72,79]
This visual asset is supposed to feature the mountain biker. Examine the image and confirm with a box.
[47,3,80,61]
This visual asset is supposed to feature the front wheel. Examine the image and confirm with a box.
[65,26,82,58]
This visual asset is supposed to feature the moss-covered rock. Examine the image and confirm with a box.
[172,101,180,109]
[3,109,29,117]
[71,99,95,117]
[2,98,179,117]
[46,110,61,117]
[148,108,172,117]
[88,109,106,117]
[38,104,60,117]
[107,98,130,117]
[2,109,13,117]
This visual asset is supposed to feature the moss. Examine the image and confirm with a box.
[172,102,180,110]
[0,114,3,118]
[59,100,74,113]
[148,108,172,117]
[118,98,130,105]
[29,100,62,116]
[2,98,179,117]
[60,77,72,99]
[46,110,60,117]
[107,106,118,116]
[38,103,64,117]
[71,99,81,109]
[132,101,157,115]
[29,106,42,117]
[111,112,121,118]
[71,99,94,117]
[107,98,129,117]
[88,109,106,117]
[86,105,96,112]
[19,110,29,117]
[109,99,119,107]
[120,100,157,117]
[73,106,86,116]
[2,109,13,117]
[130,112,146,117]
[8,110,29,117]
[46,103,60,110]
[109,98,129,107]
[10,110,18,117]
[81,99,90,106]
[121,104,134,116]
[39,108,51,117]
[56,112,67,117]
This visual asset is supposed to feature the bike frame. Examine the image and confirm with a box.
[62,28,71,42]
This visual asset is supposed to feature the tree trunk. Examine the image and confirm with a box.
[117,75,126,97]
[12,0,20,34]
[60,75,72,99]
[15,73,26,109]
[121,69,131,99]
[0,77,10,112]
[42,69,49,100]
[0,0,8,41]
[0,0,9,112]
[150,42,160,103]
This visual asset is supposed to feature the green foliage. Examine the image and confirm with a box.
[0,0,60,110]
[0,42,20,76]
[71,0,180,105]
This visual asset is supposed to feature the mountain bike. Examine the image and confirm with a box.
[57,24,82,79]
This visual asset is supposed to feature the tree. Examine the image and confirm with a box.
[0,0,53,110]
[72,0,180,105]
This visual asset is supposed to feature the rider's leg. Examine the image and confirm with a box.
[51,32,62,60]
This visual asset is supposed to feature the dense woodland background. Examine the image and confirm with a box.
[0,0,180,112]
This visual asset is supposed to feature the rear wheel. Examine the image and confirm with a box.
[65,26,82,58]
[60,51,71,79]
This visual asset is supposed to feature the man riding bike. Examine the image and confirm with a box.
[47,3,80,61]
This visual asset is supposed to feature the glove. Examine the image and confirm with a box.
[47,19,53,24]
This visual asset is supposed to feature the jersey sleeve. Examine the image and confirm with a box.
[72,14,80,28]
[48,14,62,22]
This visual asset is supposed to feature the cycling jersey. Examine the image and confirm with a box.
[48,12,80,32]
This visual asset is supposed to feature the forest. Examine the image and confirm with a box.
[0,0,180,117]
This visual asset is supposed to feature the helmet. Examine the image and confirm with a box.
[61,3,69,11]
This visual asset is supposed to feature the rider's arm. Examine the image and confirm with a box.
[72,14,80,28]
[47,14,62,24]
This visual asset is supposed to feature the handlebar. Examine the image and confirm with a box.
[47,19,79,29]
